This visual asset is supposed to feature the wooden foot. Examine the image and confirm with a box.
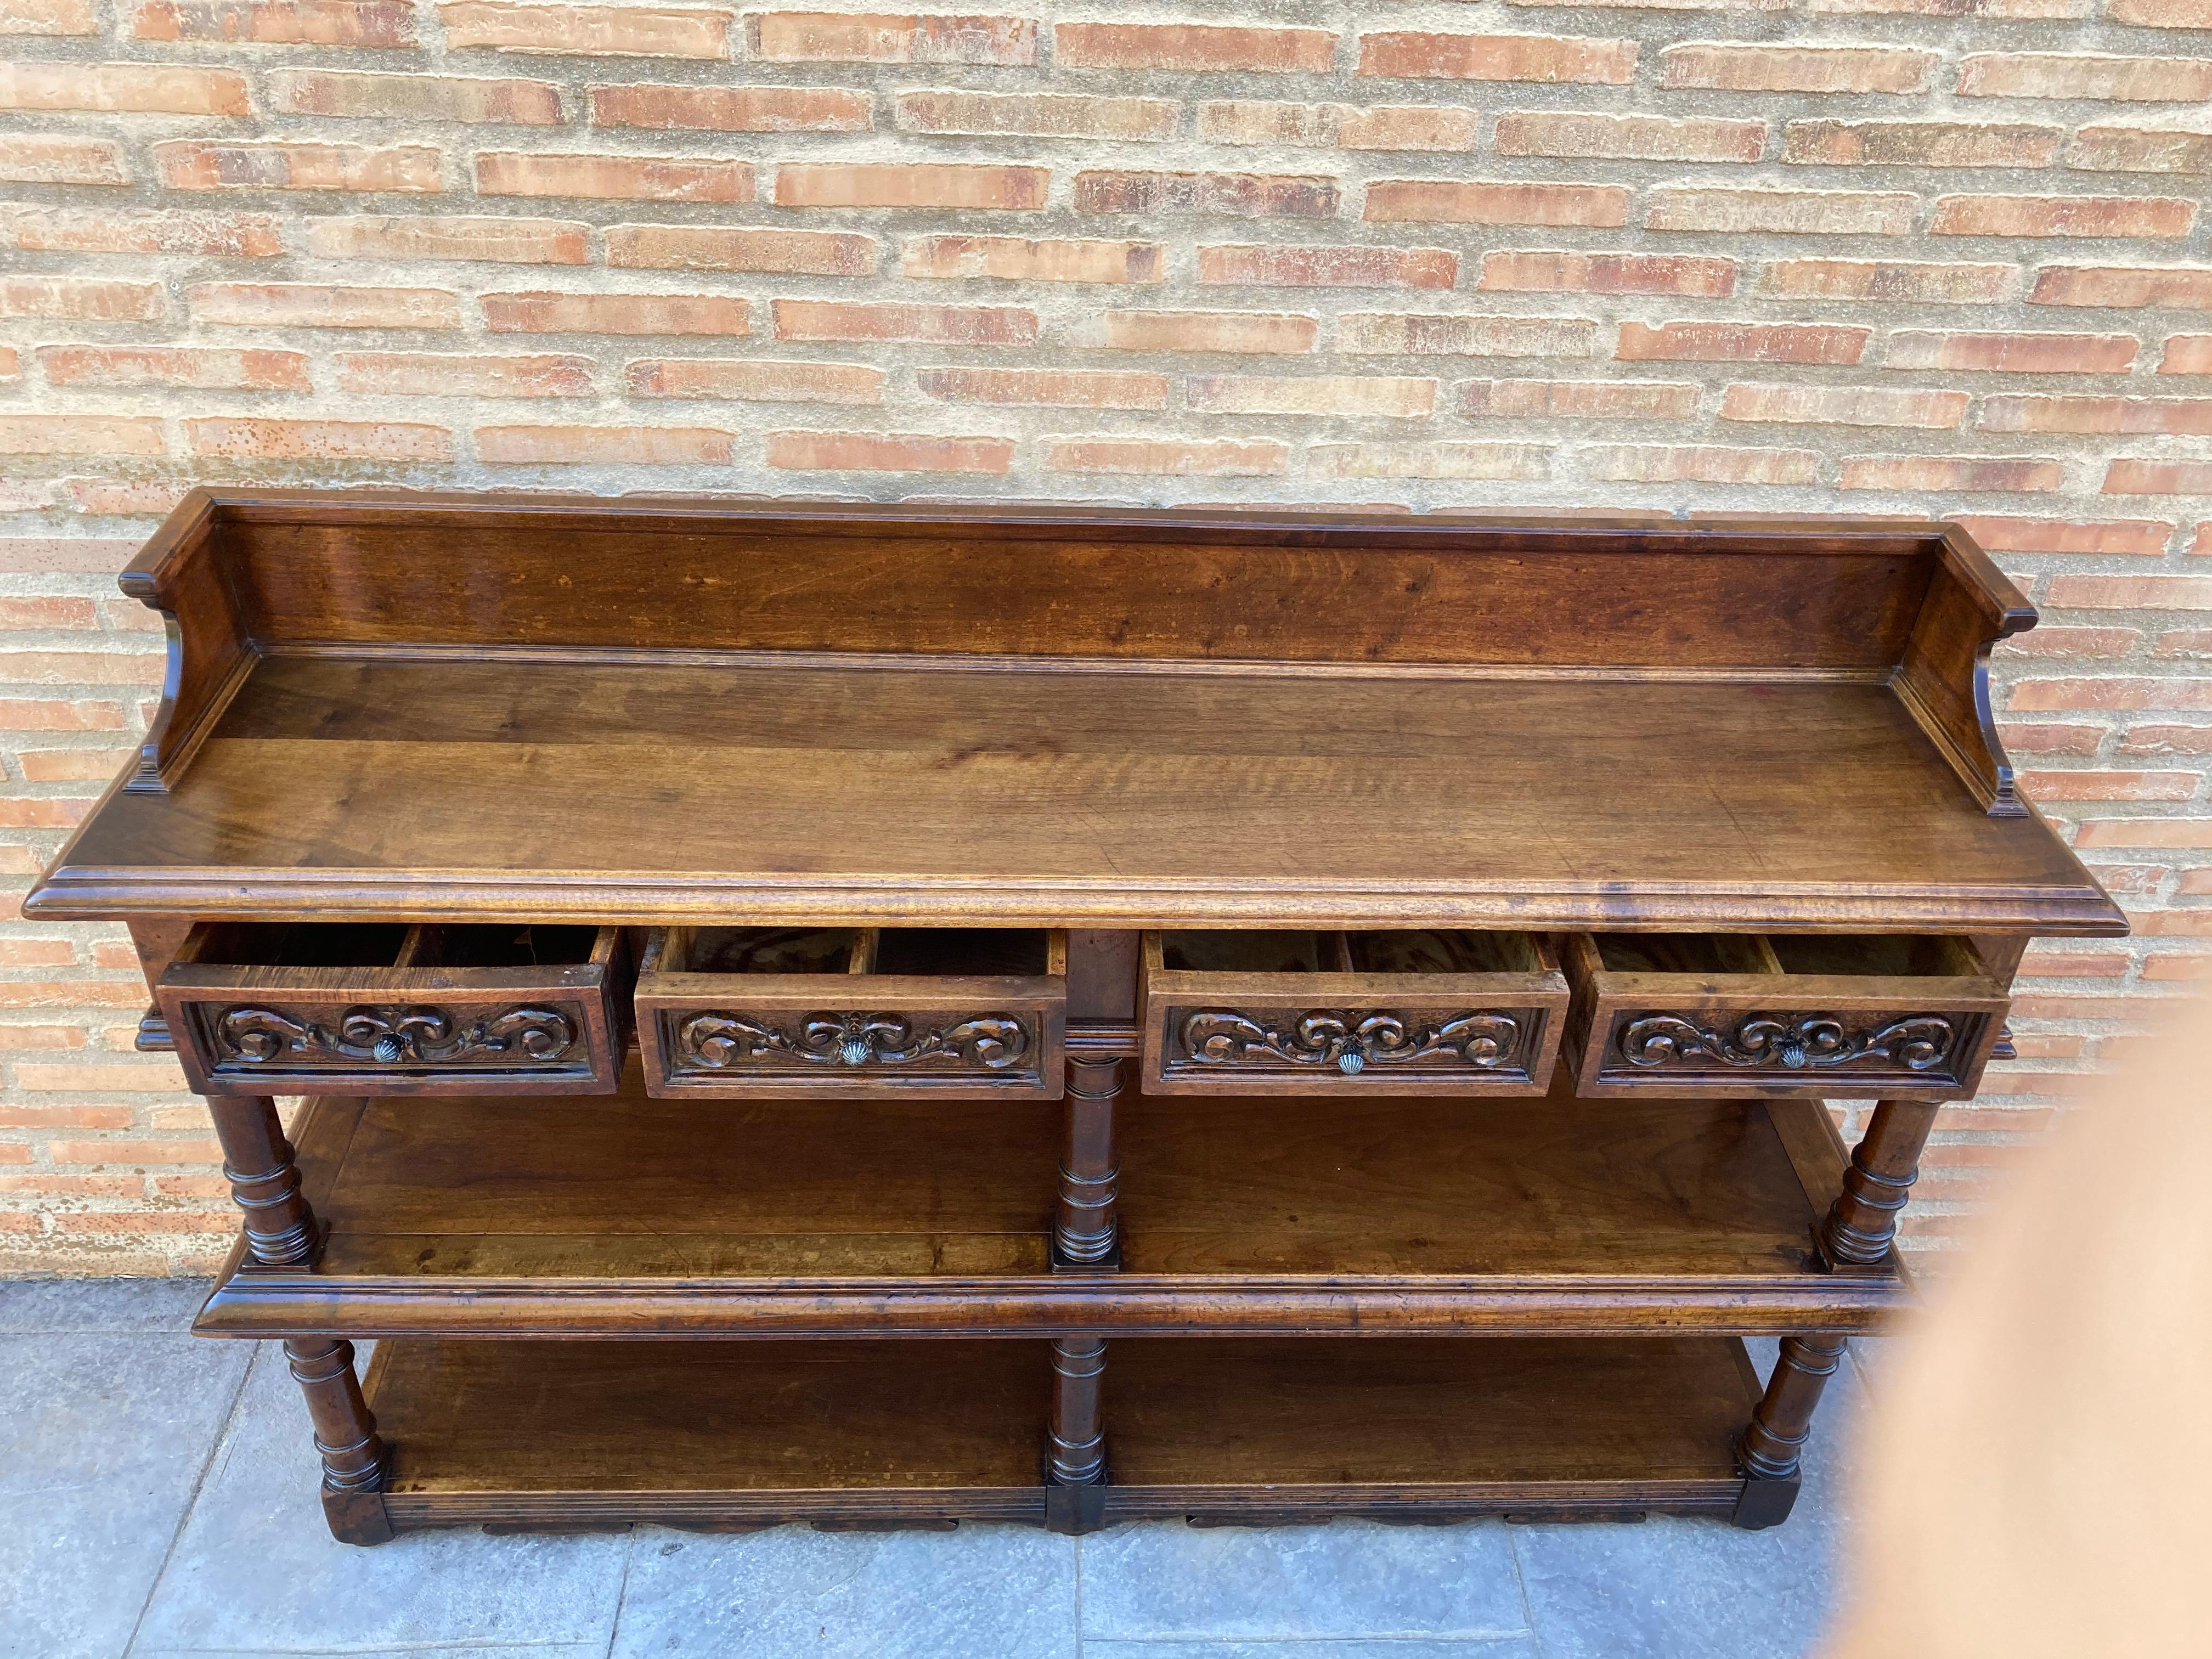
[285,1338,394,1545]
[1053,1058,1121,1269]
[206,1094,318,1267]
[1045,1336,1107,1535]
[1818,1101,1942,1269]
[1734,1333,1847,1529]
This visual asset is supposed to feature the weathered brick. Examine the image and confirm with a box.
[185,416,451,461]
[1951,514,2172,555]
[39,345,312,391]
[266,68,562,122]
[1957,53,2212,101]
[2030,266,2212,309]
[606,223,873,275]
[901,235,1160,284]
[2107,0,2212,22]
[896,89,1173,140]
[772,298,1036,345]
[307,215,590,264]
[188,281,461,329]
[1932,195,2197,240]
[1887,331,2138,374]
[133,0,416,46]
[153,140,442,191]
[628,358,884,404]
[1195,101,1477,152]
[2045,574,2212,608]
[2107,460,2212,494]
[1081,311,1316,354]
[1043,436,1288,476]
[477,423,733,464]
[1310,441,1551,481]
[1785,120,2060,168]
[0,416,166,457]
[1494,111,1766,163]
[1760,259,2018,304]
[1,207,282,257]
[1479,251,1735,298]
[335,351,593,397]
[0,134,128,185]
[1646,187,1915,236]
[767,430,1015,472]
[1724,383,1968,428]
[0,278,165,322]
[0,699,128,731]
[1807,0,2081,13]
[1364,179,1628,228]
[1357,32,1637,85]
[1339,312,1600,358]
[441,2,731,57]
[914,366,1166,409]
[1057,21,1334,74]
[1198,244,1455,290]
[2073,817,2212,847]
[2159,336,2212,374]
[588,82,868,131]
[2068,127,2212,176]
[0,60,250,114]
[776,162,1047,211]
[481,290,750,335]
[1581,444,1820,485]
[1841,455,2065,491]
[2004,626,2140,658]
[1,0,98,31]
[754,12,1035,65]
[477,152,752,202]
[1187,375,1437,418]
[1983,396,2212,436]
[1460,380,1700,420]
[1617,319,1870,364]
[1075,171,1338,219]
[1662,42,1935,93]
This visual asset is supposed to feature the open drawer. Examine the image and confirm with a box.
[635,927,1066,1099]
[156,922,632,1096]
[1560,933,2010,1099]
[1139,930,1570,1095]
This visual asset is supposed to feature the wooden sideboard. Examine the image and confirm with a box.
[29,490,2124,1541]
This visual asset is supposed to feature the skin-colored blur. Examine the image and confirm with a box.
[1826,997,2212,1659]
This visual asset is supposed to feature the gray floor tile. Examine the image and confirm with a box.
[1088,1643,1541,1659]
[134,1346,630,1656]
[1079,1519,1530,1643]
[0,1330,251,1659]
[0,1278,211,1335]
[608,1523,1078,1659]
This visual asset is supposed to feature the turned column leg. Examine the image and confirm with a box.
[1054,1056,1121,1269]
[1818,1099,1942,1269]
[1733,1333,1847,1528]
[205,1094,318,1267]
[285,1338,393,1545]
[1044,1336,1108,1534]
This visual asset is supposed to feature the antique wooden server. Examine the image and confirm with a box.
[28,489,2124,1541]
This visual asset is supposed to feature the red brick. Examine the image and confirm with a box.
[766,430,1014,472]
[0,1105,134,1130]
[1887,331,2138,374]
[335,351,591,397]
[1043,437,1288,476]
[2001,721,2108,754]
[0,61,249,114]
[2156,630,2212,658]
[1198,244,1455,290]
[0,940,74,967]
[1784,120,2059,168]
[0,277,163,321]
[1310,442,1550,481]
[0,417,165,458]
[307,215,589,264]
[1357,31,1636,85]
[1984,396,2212,436]
[606,223,873,275]
[0,134,127,185]
[0,598,97,629]
[914,366,1166,409]
[0,1023,88,1048]
[1841,455,2064,491]
[190,281,462,329]
[0,981,152,1009]
[1646,186,1914,236]
[476,152,752,202]
[2044,573,2212,607]
[48,1139,221,1166]
[0,796,94,826]
[1959,53,2212,101]
[0,699,128,731]
[896,89,1174,140]
[132,0,415,46]
[2004,626,2139,657]
[16,1061,182,1091]
[441,2,730,56]
[2108,0,2212,21]
[775,162,1046,211]
[2160,336,2212,374]
[754,11,1035,65]
[153,140,441,192]
[1759,259,2017,304]
[901,235,1160,284]
[477,424,733,465]
[1058,20,1333,73]
[2106,459,2212,493]
[1495,111,1765,163]
[628,358,883,404]
[1950,514,2171,555]
[39,345,311,392]
[1,208,281,257]
[185,416,450,462]
[1723,383,1968,428]
[1662,42,1934,93]
[1195,101,1477,152]
[1075,171,1338,219]
[1617,320,1870,365]
[1083,311,1317,354]
[1365,178,1627,228]
[1187,375,1437,418]
[1581,445,1820,485]
[16,747,130,777]
[2012,677,2212,710]
[2068,127,2212,174]
[1933,194,2197,240]
[2,0,98,31]
[1339,312,1598,358]
[481,290,749,335]
[587,82,867,131]
[266,67,562,122]
[2143,952,2212,978]
[772,298,1035,345]
[2076,819,2212,848]
[2032,266,2212,309]
[1460,380,1699,420]
[1479,251,1734,297]
[2195,525,2212,556]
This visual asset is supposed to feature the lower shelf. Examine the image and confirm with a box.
[359,1334,1767,1533]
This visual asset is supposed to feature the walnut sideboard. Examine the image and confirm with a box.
[27,490,2125,1541]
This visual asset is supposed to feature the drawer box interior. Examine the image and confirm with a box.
[1141,929,1570,1095]
[1561,932,2009,1099]
[635,927,1066,1099]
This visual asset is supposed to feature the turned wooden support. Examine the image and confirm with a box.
[205,1094,317,1267]
[284,1337,394,1545]
[1819,1099,1942,1268]
[1733,1333,1847,1529]
[1045,1336,1108,1534]
[1054,1056,1121,1268]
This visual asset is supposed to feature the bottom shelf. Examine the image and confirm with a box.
[360,1334,1767,1532]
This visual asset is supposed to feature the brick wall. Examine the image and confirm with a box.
[4,0,2210,1273]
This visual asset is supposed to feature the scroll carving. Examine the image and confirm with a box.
[1178,1009,1520,1076]
[675,1011,1032,1071]
[1617,1013,1955,1073]
[215,1005,577,1066]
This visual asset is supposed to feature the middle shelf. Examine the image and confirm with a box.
[197,1064,1899,1340]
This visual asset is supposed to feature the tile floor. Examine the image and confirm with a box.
[0,1279,1870,1659]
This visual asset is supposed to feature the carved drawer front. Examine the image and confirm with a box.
[1560,933,2011,1101]
[156,922,632,1097]
[1139,930,1570,1096]
[635,927,1066,1099]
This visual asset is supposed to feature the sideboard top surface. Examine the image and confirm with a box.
[26,490,2124,934]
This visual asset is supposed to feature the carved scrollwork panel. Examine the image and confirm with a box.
[1173,1007,1525,1077]
[208,1003,580,1068]
[1615,1012,1959,1074]
[671,1009,1035,1074]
